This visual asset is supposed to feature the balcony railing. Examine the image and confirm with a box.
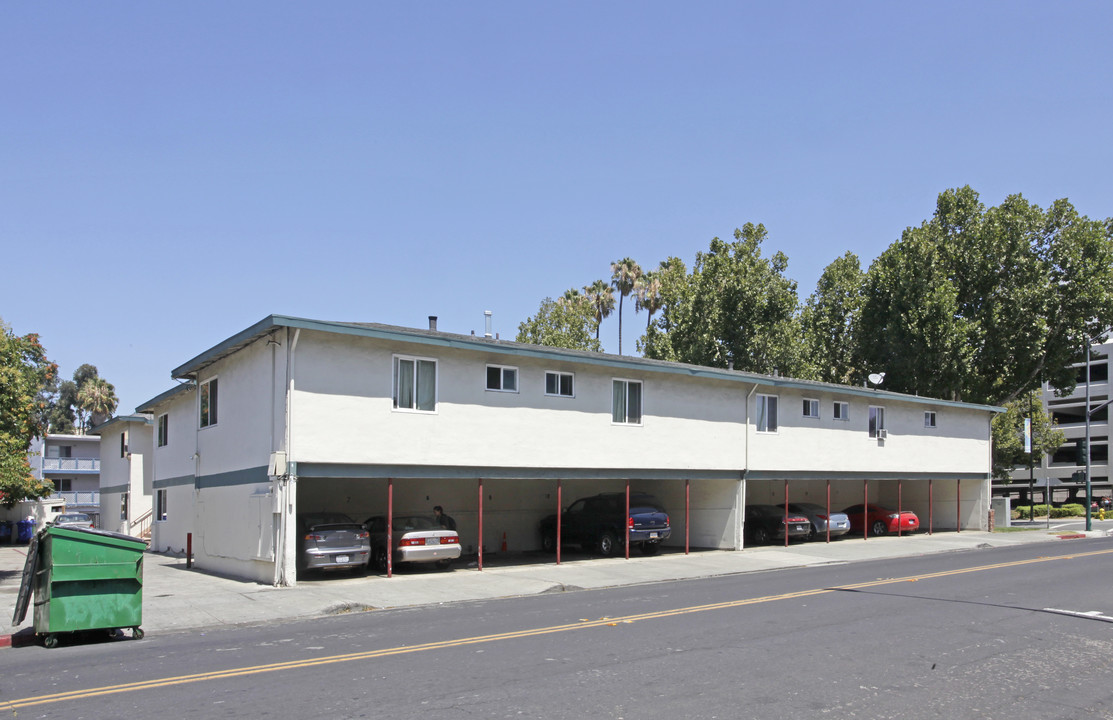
[55,491,100,507]
[41,457,100,473]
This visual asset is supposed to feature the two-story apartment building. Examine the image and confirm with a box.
[27,433,102,522]
[92,415,154,538]
[103,315,998,585]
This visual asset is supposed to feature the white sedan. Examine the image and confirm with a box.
[364,515,461,572]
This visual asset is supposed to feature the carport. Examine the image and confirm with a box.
[291,463,744,578]
[743,472,990,545]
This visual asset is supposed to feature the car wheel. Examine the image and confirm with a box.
[806,524,818,541]
[753,527,769,545]
[372,546,389,573]
[870,520,888,537]
[597,532,617,557]
[640,541,660,556]
[435,559,453,571]
[541,530,557,554]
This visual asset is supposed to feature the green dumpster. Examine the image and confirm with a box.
[12,525,148,648]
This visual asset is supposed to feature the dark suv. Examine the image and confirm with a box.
[539,492,671,556]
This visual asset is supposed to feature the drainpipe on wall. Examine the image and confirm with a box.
[277,328,300,587]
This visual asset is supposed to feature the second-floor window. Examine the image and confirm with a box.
[612,379,642,425]
[803,399,819,419]
[394,356,437,412]
[869,406,886,438]
[757,394,778,433]
[924,411,937,428]
[200,378,218,428]
[545,371,574,397]
[157,414,169,447]
[486,365,518,392]
[834,402,849,421]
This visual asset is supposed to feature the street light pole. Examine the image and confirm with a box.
[1085,345,1093,531]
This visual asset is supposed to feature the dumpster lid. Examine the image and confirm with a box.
[45,525,149,548]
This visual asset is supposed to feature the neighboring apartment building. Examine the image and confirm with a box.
[92,415,154,538]
[103,314,999,586]
[26,433,101,523]
[1003,340,1112,505]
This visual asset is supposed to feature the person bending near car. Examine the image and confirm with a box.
[434,505,456,531]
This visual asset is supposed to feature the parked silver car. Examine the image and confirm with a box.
[297,512,370,573]
[787,502,851,540]
[51,512,95,529]
[364,515,462,572]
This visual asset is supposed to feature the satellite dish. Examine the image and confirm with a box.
[868,372,885,385]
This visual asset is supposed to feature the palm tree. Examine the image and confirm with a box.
[610,258,642,355]
[559,288,583,306]
[635,271,663,329]
[78,377,118,431]
[583,279,615,343]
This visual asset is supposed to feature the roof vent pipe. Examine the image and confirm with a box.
[484,310,493,339]
[428,316,438,331]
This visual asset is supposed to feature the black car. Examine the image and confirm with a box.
[539,492,670,556]
[744,504,811,545]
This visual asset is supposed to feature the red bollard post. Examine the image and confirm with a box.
[186,532,193,569]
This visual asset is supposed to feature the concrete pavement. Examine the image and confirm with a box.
[3,525,1109,648]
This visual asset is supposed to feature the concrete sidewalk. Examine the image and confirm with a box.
[3,526,1108,647]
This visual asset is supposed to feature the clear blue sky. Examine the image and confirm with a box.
[3,1,1111,415]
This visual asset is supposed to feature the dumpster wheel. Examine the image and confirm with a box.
[132,627,144,640]
[44,634,58,649]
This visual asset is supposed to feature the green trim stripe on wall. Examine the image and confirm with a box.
[195,466,270,489]
[153,475,196,489]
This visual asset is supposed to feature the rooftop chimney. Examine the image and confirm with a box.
[428,316,438,331]
[484,310,493,339]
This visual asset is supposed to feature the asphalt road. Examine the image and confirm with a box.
[3,539,1112,719]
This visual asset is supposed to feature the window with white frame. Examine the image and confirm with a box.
[803,398,819,419]
[869,406,886,438]
[200,377,218,428]
[156,489,168,521]
[924,411,937,428]
[120,432,128,457]
[757,394,779,433]
[393,356,437,412]
[120,491,129,521]
[545,371,574,397]
[834,401,849,421]
[612,379,642,425]
[485,364,518,392]
[157,413,169,447]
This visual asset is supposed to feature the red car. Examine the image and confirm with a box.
[841,504,919,536]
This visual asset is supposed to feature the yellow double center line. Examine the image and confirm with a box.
[8,547,1113,710]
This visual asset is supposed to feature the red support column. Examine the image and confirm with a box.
[863,478,869,540]
[929,478,934,535]
[478,478,485,570]
[625,480,631,560]
[685,479,690,555]
[826,479,831,543]
[783,479,789,547]
[897,479,903,537]
[556,479,562,566]
[387,478,393,578]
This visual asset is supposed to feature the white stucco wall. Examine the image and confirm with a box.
[746,388,991,475]
[290,331,748,472]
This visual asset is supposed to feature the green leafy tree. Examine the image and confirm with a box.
[642,225,806,375]
[610,257,642,355]
[858,187,1113,404]
[517,296,603,352]
[0,318,58,507]
[582,279,615,343]
[801,252,865,385]
[991,390,1065,481]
